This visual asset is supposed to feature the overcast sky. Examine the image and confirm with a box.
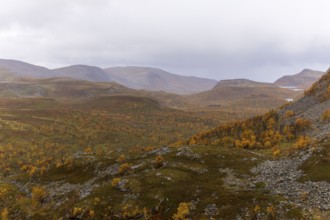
[0,0,329,82]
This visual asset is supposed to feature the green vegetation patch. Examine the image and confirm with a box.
[299,139,330,183]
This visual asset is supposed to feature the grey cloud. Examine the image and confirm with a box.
[0,0,330,82]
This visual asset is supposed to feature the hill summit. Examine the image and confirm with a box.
[274,69,324,89]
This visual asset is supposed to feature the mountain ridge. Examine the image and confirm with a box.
[274,69,324,89]
[0,59,217,94]
[103,66,217,94]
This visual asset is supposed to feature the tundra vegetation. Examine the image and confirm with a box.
[0,71,329,219]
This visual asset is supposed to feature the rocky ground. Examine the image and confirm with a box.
[251,148,330,212]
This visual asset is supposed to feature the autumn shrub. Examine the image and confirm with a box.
[121,204,143,219]
[72,207,83,217]
[321,109,330,122]
[118,163,131,175]
[154,155,164,168]
[1,208,9,220]
[111,177,121,188]
[272,148,281,157]
[117,154,126,163]
[294,118,312,134]
[172,202,191,220]
[295,136,312,149]
[266,204,276,218]
[253,204,261,214]
[284,110,295,119]
[31,186,47,207]
[84,147,93,154]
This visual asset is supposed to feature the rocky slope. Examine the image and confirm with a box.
[278,68,330,138]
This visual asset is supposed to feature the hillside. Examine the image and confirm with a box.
[274,69,324,89]
[104,66,217,94]
[280,69,330,138]
[0,71,328,219]
[53,65,112,82]
[182,70,330,217]
[0,59,55,80]
[187,78,301,109]
[0,78,135,99]
[188,69,330,148]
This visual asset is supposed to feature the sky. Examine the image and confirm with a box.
[0,0,329,82]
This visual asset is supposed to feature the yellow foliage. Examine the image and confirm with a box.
[266,205,275,217]
[73,207,83,217]
[88,209,95,218]
[1,208,9,220]
[295,118,311,128]
[321,109,330,122]
[31,186,47,207]
[284,110,295,118]
[121,204,142,218]
[28,166,37,177]
[20,164,29,172]
[253,204,261,213]
[40,166,47,174]
[272,148,281,157]
[117,154,126,163]
[188,136,198,145]
[172,202,190,220]
[267,118,276,129]
[154,155,165,168]
[56,161,63,168]
[111,177,121,187]
[94,197,100,205]
[84,147,93,154]
[236,129,257,148]
[143,208,152,220]
[0,187,7,197]
[118,163,131,175]
[295,136,312,149]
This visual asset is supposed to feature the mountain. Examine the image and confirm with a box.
[0,59,217,94]
[187,78,300,109]
[103,66,217,94]
[0,59,55,80]
[274,69,324,90]
[53,65,112,82]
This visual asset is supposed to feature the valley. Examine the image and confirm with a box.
[0,59,329,219]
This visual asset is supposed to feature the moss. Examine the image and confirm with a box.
[299,141,330,183]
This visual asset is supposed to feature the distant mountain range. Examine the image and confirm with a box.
[0,59,326,110]
[274,69,324,89]
[0,59,217,94]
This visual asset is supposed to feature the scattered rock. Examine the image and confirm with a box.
[176,147,200,159]
[251,148,330,211]
[147,146,172,155]
[204,204,218,216]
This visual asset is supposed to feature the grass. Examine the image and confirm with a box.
[299,138,330,183]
